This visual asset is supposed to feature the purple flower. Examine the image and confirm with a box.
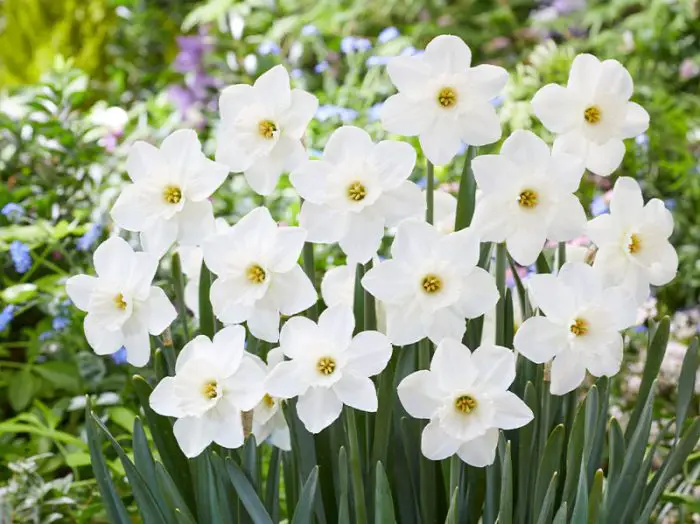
[258,41,280,56]
[9,241,31,273]
[1,203,24,222]
[77,223,102,252]
[366,55,390,67]
[314,60,329,73]
[316,104,358,123]
[302,24,319,36]
[341,36,372,54]
[174,29,213,74]
[39,331,53,341]
[378,26,399,44]
[111,347,128,365]
[52,316,70,330]
[291,68,303,79]
[0,305,16,331]
[590,195,608,216]
[368,102,383,121]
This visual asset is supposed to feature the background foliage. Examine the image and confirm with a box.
[1,0,699,521]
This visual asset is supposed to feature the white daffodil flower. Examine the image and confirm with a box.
[381,34,508,166]
[291,126,424,264]
[149,326,266,458]
[111,130,229,257]
[66,237,176,366]
[361,219,499,345]
[320,264,356,308]
[265,306,392,433]
[587,177,677,303]
[471,130,587,266]
[514,262,637,395]
[432,190,457,235]
[251,348,291,451]
[397,339,533,467]
[215,65,318,195]
[202,207,317,342]
[532,53,649,176]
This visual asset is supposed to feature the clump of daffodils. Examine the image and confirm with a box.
[69,32,678,472]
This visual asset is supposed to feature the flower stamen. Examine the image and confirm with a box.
[317,357,336,376]
[246,264,267,284]
[347,181,367,202]
[422,274,442,294]
[114,293,127,310]
[163,186,182,204]
[628,233,641,254]
[202,380,218,399]
[570,318,589,337]
[455,394,477,414]
[437,87,458,108]
[258,120,278,139]
[263,393,275,408]
[584,106,601,124]
[518,189,539,208]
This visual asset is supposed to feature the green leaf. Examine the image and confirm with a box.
[8,368,35,411]
[675,338,698,439]
[552,502,568,524]
[454,147,478,231]
[533,425,564,523]
[242,435,259,491]
[338,447,350,524]
[570,458,588,523]
[562,394,586,505]
[192,453,216,524]
[1,282,37,303]
[155,462,197,524]
[587,469,604,524]
[265,447,281,522]
[606,418,625,489]
[85,405,130,524]
[626,317,668,441]
[497,441,512,524]
[534,473,558,524]
[374,461,396,524]
[90,411,169,524]
[132,375,195,514]
[535,252,551,274]
[225,457,274,524]
[198,261,215,338]
[132,418,158,498]
[292,466,319,524]
[516,382,538,523]
[33,361,79,391]
[445,487,459,524]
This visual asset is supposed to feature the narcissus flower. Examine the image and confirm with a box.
[251,347,291,450]
[66,237,177,366]
[471,130,587,266]
[514,262,637,394]
[111,130,228,257]
[532,53,649,176]
[265,306,392,433]
[202,207,316,342]
[291,126,424,264]
[149,326,266,457]
[215,65,318,195]
[398,339,533,466]
[432,190,457,234]
[362,219,498,345]
[587,177,677,302]
[381,34,507,165]
[321,264,356,308]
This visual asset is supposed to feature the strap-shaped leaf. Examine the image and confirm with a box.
[562,393,587,505]
[497,441,512,524]
[570,458,588,523]
[454,146,478,231]
[292,466,320,524]
[675,338,698,440]
[133,418,174,521]
[587,469,604,524]
[534,473,558,524]
[265,447,281,522]
[209,453,237,524]
[606,418,625,488]
[198,261,215,338]
[533,425,564,522]
[155,462,197,524]
[85,405,130,524]
[338,446,351,524]
[445,487,459,524]
[551,502,567,524]
[516,382,538,523]
[225,456,273,524]
[374,461,396,523]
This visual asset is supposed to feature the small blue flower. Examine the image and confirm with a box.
[52,316,70,331]
[368,102,383,122]
[664,198,676,210]
[366,55,390,67]
[39,331,53,341]
[290,68,303,79]
[633,325,648,333]
[314,60,329,73]
[490,95,504,108]
[111,347,128,365]
[378,26,400,44]
[77,224,102,252]
[0,305,16,331]
[590,195,608,217]
[257,41,280,56]
[301,24,319,36]
[1,203,24,222]
[9,241,31,274]
[400,46,417,56]
[316,104,357,123]
[341,36,371,54]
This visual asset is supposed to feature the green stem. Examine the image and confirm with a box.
[302,242,318,322]
[345,408,368,524]
[363,260,376,331]
[495,243,507,346]
[426,160,435,224]
[454,147,478,231]
[449,455,462,518]
[171,252,191,342]
[557,241,566,270]
[418,338,436,523]
[353,263,366,333]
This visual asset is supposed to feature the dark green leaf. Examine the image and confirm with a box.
[552,502,568,524]
[198,261,215,338]
[562,394,587,505]
[587,469,604,524]
[534,473,558,524]
[8,368,35,411]
[225,457,274,524]
[155,463,197,524]
[338,447,350,524]
[675,338,698,439]
[497,441,512,524]
[454,147,478,230]
[570,458,588,523]
[265,447,281,522]
[374,461,396,524]
[292,466,319,524]
[607,418,625,489]
[516,382,538,523]
[533,425,564,523]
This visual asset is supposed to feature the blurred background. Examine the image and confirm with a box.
[0,0,699,521]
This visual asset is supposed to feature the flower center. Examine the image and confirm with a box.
[317,357,336,376]
[437,87,458,108]
[263,393,275,408]
[114,293,127,310]
[246,264,267,284]
[584,105,601,124]
[628,233,641,254]
[258,120,278,139]
[570,318,589,337]
[163,185,182,205]
[421,274,442,294]
[347,181,367,202]
[455,394,477,414]
[202,380,218,400]
[518,189,539,209]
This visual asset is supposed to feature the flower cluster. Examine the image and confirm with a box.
[67,33,677,466]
